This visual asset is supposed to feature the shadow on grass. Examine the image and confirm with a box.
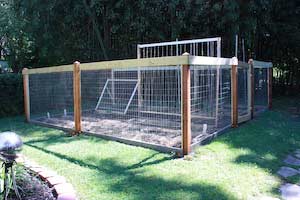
[211,97,300,174]
[25,142,237,200]
[0,116,110,147]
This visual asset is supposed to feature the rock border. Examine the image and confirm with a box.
[16,154,78,200]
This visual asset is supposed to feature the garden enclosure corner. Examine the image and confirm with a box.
[22,40,272,156]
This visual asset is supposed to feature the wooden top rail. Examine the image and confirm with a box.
[22,64,73,75]
[253,60,273,68]
[22,55,238,75]
[238,61,249,68]
[190,56,237,66]
[80,56,189,71]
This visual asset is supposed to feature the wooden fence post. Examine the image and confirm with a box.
[231,57,238,128]
[73,61,82,134]
[248,59,254,119]
[22,68,30,122]
[268,68,272,109]
[182,53,191,155]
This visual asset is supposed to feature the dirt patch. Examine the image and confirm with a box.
[33,110,231,148]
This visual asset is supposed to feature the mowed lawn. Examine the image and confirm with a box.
[1,97,300,200]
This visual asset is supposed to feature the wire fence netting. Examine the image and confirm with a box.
[237,66,250,117]
[254,68,268,114]
[81,66,182,148]
[26,60,270,150]
[29,72,74,129]
[190,65,232,143]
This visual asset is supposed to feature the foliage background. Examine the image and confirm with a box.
[0,0,299,118]
[0,74,23,117]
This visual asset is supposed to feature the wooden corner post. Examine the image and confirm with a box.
[268,68,272,109]
[73,61,82,134]
[22,68,30,122]
[248,59,254,119]
[231,57,238,128]
[181,53,191,155]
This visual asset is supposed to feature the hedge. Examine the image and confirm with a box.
[0,73,23,117]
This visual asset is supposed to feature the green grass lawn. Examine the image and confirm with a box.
[0,97,300,200]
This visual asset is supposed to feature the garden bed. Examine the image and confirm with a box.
[4,166,55,200]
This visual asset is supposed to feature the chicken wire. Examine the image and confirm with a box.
[28,72,74,129]
[80,66,182,148]
[254,68,268,113]
[190,65,231,143]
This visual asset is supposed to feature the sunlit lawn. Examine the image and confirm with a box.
[0,97,299,200]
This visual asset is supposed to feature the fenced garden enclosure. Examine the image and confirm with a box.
[22,37,272,155]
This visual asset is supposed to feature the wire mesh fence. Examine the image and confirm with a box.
[190,65,232,143]
[23,55,272,154]
[254,68,268,113]
[81,66,182,148]
[29,72,74,129]
[237,65,250,118]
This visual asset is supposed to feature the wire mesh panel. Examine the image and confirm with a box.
[81,66,182,148]
[237,66,250,118]
[190,65,231,144]
[138,38,221,58]
[219,67,232,127]
[29,72,74,129]
[254,68,268,113]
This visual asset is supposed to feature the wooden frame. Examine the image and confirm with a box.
[22,68,30,122]
[22,56,237,75]
[73,61,81,134]
[181,61,191,155]
[231,57,238,128]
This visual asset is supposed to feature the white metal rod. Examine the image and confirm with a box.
[217,38,221,57]
[124,83,139,115]
[215,66,220,127]
[95,79,109,110]
[235,34,238,57]
[242,38,245,62]
[111,69,115,104]
[247,64,251,114]
[138,37,221,48]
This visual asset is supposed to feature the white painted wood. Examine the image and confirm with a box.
[189,56,237,66]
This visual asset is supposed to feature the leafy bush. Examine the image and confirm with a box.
[0,74,23,117]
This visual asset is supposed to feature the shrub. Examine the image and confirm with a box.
[0,73,23,117]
